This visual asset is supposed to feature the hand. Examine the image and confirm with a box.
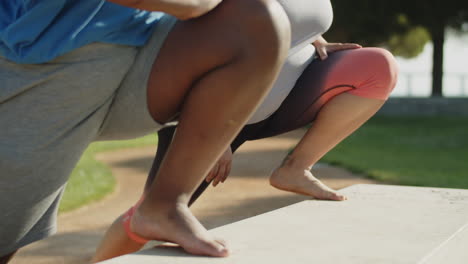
[312,36,362,60]
[205,147,232,187]
[110,0,223,20]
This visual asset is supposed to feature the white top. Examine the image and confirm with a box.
[247,0,333,124]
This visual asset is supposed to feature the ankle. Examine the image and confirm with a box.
[280,155,313,171]
[137,197,189,218]
[141,191,190,209]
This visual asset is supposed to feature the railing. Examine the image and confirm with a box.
[391,72,468,97]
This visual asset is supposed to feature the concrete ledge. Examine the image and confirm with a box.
[100,184,468,264]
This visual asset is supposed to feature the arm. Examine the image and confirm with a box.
[108,0,223,20]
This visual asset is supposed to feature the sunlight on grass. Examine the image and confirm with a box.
[322,116,468,189]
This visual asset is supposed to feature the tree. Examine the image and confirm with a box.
[397,0,468,96]
[326,0,468,97]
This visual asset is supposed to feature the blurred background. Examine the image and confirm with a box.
[11,1,468,263]
[327,0,468,97]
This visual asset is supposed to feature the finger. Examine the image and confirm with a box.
[211,164,221,187]
[337,43,362,50]
[316,46,328,60]
[205,169,214,183]
[214,163,227,187]
[329,43,362,52]
[205,165,215,182]
[221,162,232,183]
[207,163,219,183]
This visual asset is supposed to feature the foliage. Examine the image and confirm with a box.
[327,0,467,55]
[327,0,468,96]
[387,26,430,58]
[326,1,430,57]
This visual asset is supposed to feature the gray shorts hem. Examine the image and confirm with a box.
[0,226,56,256]
[96,14,179,141]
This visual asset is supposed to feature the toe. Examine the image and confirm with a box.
[185,238,230,257]
[334,193,347,201]
[215,238,229,248]
[205,239,230,257]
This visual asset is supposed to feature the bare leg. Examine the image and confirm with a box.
[92,215,143,263]
[269,48,398,200]
[270,93,384,200]
[93,79,385,262]
[131,0,291,257]
[92,127,175,263]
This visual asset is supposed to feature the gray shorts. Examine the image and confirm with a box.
[0,15,177,255]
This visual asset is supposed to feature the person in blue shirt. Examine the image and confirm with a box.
[0,0,292,261]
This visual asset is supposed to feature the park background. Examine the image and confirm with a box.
[61,0,468,212]
[10,1,468,263]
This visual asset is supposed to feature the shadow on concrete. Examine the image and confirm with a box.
[15,194,306,261]
[199,194,309,229]
[13,229,104,264]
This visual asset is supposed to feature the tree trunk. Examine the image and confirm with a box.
[431,25,445,97]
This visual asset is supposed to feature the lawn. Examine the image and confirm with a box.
[59,134,158,212]
[322,116,468,189]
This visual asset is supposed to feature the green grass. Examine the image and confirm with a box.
[59,134,158,212]
[322,116,468,189]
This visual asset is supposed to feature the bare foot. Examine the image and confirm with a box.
[131,202,229,257]
[270,165,347,201]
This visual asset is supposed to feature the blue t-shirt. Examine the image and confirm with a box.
[0,0,164,64]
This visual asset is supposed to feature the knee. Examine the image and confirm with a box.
[352,48,399,100]
[366,48,399,91]
[221,0,291,62]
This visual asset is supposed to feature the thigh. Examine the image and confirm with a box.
[0,42,135,255]
[146,0,291,124]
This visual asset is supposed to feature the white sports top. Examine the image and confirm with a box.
[247,0,333,124]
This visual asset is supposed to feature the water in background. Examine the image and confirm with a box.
[393,31,468,97]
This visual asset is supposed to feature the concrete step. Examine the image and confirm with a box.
[99,184,468,264]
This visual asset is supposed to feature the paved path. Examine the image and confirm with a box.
[11,129,377,264]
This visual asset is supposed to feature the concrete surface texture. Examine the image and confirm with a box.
[10,129,376,264]
[100,184,468,264]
